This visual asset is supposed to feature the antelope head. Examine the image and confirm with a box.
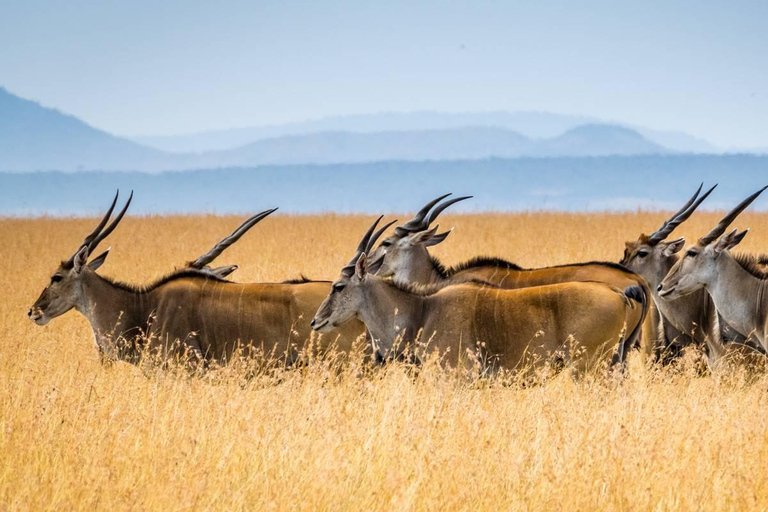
[659,186,768,300]
[620,183,716,289]
[186,208,278,278]
[370,193,472,279]
[311,216,393,332]
[28,190,133,325]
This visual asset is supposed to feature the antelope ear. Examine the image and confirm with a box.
[87,248,111,272]
[210,264,238,278]
[663,237,685,256]
[367,253,386,275]
[73,246,90,273]
[410,225,440,246]
[713,229,749,254]
[424,229,453,247]
[355,253,368,280]
[715,229,748,253]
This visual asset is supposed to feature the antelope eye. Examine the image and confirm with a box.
[637,250,649,258]
[381,241,392,248]
[333,283,346,293]
[51,275,63,283]
[686,250,697,258]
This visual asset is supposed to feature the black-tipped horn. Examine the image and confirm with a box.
[67,190,130,264]
[366,219,397,253]
[674,183,703,220]
[87,191,133,255]
[341,216,385,276]
[700,186,768,245]
[648,184,716,244]
[75,190,119,257]
[190,207,277,269]
[394,193,452,236]
[352,216,382,263]
[425,195,472,226]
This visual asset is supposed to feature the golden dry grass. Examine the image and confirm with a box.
[3,211,768,510]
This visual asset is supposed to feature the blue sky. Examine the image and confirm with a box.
[1,0,766,148]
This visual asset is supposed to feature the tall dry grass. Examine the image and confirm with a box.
[3,211,768,510]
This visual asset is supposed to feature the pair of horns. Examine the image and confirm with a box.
[647,183,717,245]
[341,216,397,276]
[393,193,472,237]
[189,208,278,269]
[699,185,768,246]
[68,190,133,264]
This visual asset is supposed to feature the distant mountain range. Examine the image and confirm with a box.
[185,124,669,167]
[0,87,730,173]
[134,111,717,154]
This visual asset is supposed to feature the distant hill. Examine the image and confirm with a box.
[3,154,767,216]
[0,87,171,171]
[0,88,724,172]
[534,125,669,156]
[191,125,668,167]
[194,127,532,166]
[133,111,718,154]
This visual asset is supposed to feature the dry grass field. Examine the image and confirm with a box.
[3,211,768,510]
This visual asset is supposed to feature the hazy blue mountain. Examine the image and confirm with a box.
[0,87,171,171]
[192,125,667,167]
[0,88,721,172]
[133,111,596,152]
[534,124,669,156]
[3,154,766,216]
[133,111,718,154]
[195,128,532,167]
[634,127,717,153]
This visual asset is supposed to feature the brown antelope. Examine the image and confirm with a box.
[312,225,648,376]
[28,192,371,368]
[659,186,768,366]
[368,194,651,362]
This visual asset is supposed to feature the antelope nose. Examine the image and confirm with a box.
[657,284,663,292]
[310,318,316,328]
[27,308,32,317]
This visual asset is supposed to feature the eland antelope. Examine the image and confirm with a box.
[368,194,651,362]
[28,192,368,368]
[312,221,647,375]
[621,184,763,368]
[659,186,768,366]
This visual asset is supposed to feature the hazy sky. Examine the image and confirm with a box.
[1,0,766,148]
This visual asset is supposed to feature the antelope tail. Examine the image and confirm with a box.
[616,283,650,365]
[623,285,646,307]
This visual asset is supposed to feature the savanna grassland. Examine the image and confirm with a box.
[3,211,768,511]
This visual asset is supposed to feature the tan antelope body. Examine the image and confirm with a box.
[312,252,645,375]
[312,221,646,374]
[28,193,365,367]
[660,187,768,368]
[52,270,363,365]
[369,195,650,361]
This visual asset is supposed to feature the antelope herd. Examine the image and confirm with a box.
[28,185,768,378]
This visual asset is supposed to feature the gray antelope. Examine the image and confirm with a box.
[28,192,368,368]
[659,186,768,367]
[311,220,648,376]
[367,194,651,362]
[621,184,764,369]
